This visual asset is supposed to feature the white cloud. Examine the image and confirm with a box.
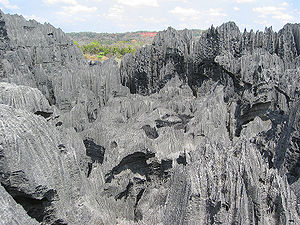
[44,0,103,4]
[169,7,202,22]
[167,0,189,2]
[58,4,97,15]
[43,0,77,4]
[0,0,18,9]
[236,0,256,3]
[169,6,226,22]
[44,0,101,19]
[280,2,289,7]
[169,7,199,18]
[139,16,167,24]
[234,6,240,11]
[253,6,293,21]
[208,8,227,17]
[116,0,159,7]
[272,13,293,20]
[254,19,272,27]
[106,5,124,21]
[43,0,102,25]
[178,23,201,29]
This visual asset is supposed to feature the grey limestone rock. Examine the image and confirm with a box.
[0,104,99,224]
[0,9,300,225]
[0,82,52,114]
[115,20,300,224]
[0,10,128,121]
[0,184,39,225]
[120,27,193,95]
[78,79,300,224]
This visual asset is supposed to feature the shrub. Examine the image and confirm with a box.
[76,40,138,60]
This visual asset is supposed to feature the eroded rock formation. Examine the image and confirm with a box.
[0,9,300,225]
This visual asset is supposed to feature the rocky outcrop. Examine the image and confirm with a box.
[0,11,128,120]
[79,78,300,224]
[0,185,39,225]
[121,22,300,99]
[117,21,300,224]
[0,104,98,224]
[0,9,300,225]
[120,27,193,95]
[0,82,52,115]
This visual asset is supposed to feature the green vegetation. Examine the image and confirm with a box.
[73,41,80,48]
[74,40,138,61]
[68,31,156,45]
[70,29,204,62]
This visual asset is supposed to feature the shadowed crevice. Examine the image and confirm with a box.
[142,125,159,139]
[1,183,66,224]
[105,152,155,183]
[83,139,105,164]
[34,111,53,119]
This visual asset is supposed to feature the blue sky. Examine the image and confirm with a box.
[0,0,299,33]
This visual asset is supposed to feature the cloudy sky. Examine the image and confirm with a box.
[0,0,299,33]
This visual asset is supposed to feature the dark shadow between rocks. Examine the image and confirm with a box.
[105,152,155,183]
[1,183,65,224]
[34,111,53,119]
[142,125,159,139]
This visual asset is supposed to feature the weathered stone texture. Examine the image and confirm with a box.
[0,9,300,225]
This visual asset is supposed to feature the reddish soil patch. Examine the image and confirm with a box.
[139,32,157,38]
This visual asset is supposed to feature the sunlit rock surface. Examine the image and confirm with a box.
[0,9,300,225]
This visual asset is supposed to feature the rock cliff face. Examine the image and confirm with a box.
[0,9,300,225]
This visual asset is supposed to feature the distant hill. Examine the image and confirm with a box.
[67,31,158,46]
[67,29,204,46]
[67,29,204,62]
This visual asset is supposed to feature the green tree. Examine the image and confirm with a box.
[98,52,105,59]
